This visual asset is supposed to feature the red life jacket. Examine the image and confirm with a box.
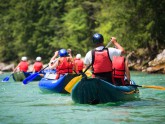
[92,48,112,73]
[74,58,84,72]
[112,56,125,85]
[19,61,28,72]
[56,57,73,79]
[34,62,43,72]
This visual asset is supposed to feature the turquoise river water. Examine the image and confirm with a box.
[0,71,165,124]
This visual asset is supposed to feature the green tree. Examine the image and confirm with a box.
[0,0,164,63]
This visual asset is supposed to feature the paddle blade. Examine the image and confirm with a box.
[1,74,12,82]
[23,72,39,85]
[85,70,92,77]
[65,75,82,93]
[142,85,165,90]
[2,76,10,82]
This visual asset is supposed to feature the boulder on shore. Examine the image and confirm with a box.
[0,63,14,72]
[126,49,165,74]
[146,49,165,73]
[1,64,15,72]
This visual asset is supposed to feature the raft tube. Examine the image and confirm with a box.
[71,77,139,104]
[39,74,79,93]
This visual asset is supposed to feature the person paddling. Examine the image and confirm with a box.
[74,54,84,74]
[32,57,43,72]
[13,56,29,72]
[112,56,130,85]
[49,49,76,79]
[84,33,129,84]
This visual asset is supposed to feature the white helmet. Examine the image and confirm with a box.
[21,56,27,61]
[36,57,42,61]
[76,54,81,59]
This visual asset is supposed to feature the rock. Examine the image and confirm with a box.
[1,63,14,72]
[146,65,165,73]
[146,49,165,73]
[28,64,33,72]
[148,49,165,66]
[0,63,6,70]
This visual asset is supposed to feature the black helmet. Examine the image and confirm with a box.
[59,49,68,57]
[92,33,104,44]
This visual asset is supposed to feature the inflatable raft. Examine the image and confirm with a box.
[71,77,139,104]
[12,72,43,81]
[39,74,78,93]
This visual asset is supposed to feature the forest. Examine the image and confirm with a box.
[0,0,164,64]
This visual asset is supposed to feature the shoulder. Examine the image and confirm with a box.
[108,47,122,55]
[84,50,92,65]
[66,57,73,62]
[85,50,92,57]
[39,62,43,64]
[84,50,92,61]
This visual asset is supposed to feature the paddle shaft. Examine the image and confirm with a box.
[23,65,49,84]
[131,84,165,90]
[40,65,49,73]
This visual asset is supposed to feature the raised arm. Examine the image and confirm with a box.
[49,51,59,69]
[111,37,125,54]
[50,51,59,62]
[67,49,72,58]
[13,63,20,72]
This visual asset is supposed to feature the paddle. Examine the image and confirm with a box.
[65,41,112,93]
[131,85,165,90]
[23,65,49,85]
[1,73,13,82]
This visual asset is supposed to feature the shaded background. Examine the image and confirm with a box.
[0,0,164,64]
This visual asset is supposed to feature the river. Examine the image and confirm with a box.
[0,71,165,124]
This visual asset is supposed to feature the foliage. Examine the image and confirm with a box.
[0,0,164,63]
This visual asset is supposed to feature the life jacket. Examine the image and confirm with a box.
[34,61,43,72]
[112,56,125,85]
[74,58,84,72]
[56,57,73,79]
[92,48,112,74]
[19,61,28,72]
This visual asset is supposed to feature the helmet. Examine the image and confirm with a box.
[76,54,81,59]
[21,56,27,61]
[59,49,68,57]
[92,33,104,44]
[36,57,41,61]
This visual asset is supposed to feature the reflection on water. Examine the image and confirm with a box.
[0,72,165,124]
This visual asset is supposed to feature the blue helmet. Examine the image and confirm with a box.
[59,49,68,57]
[92,33,104,44]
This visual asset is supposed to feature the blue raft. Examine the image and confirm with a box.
[71,77,139,104]
[39,74,79,93]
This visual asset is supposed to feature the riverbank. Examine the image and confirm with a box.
[0,49,165,74]
[127,49,165,74]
